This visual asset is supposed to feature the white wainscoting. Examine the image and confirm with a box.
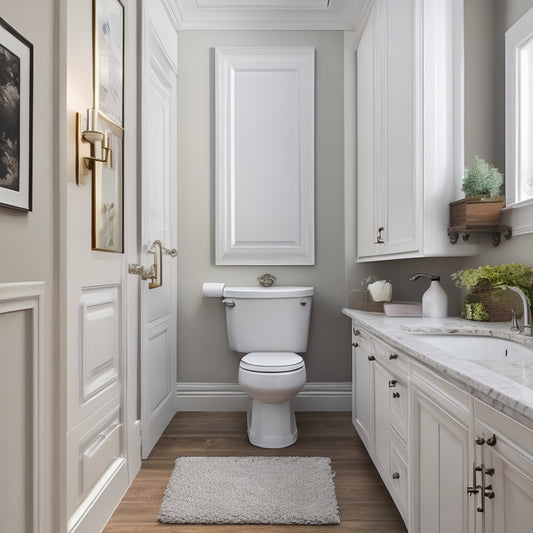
[0,282,48,533]
[215,47,315,265]
[176,382,351,411]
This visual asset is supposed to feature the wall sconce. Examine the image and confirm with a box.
[76,109,112,185]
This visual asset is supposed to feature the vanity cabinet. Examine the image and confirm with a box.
[356,0,471,261]
[473,400,533,533]
[350,317,533,532]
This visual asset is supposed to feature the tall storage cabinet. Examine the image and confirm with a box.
[356,0,474,261]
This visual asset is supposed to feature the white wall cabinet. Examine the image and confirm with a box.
[356,0,472,261]
[351,321,533,532]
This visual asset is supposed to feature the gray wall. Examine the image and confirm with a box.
[176,0,533,387]
[177,31,349,383]
[0,1,57,531]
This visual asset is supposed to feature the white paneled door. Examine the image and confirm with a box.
[139,0,178,459]
[64,1,139,531]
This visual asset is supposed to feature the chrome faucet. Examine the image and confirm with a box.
[500,286,532,335]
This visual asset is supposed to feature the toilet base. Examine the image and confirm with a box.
[246,399,298,448]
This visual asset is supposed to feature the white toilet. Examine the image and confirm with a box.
[222,285,313,448]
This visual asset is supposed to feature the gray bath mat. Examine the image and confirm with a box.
[158,456,340,525]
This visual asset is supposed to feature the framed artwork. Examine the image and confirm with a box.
[92,0,124,252]
[92,117,123,252]
[94,0,124,127]
[0,18,33,211]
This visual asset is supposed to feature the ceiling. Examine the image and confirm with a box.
[172,0,371,30]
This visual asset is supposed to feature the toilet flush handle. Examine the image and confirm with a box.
[222,298,235,308]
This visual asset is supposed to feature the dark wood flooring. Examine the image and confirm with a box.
[103,412,407,532]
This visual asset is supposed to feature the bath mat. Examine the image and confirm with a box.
[158,456,340,525]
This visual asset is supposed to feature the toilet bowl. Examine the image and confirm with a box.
[238,352,306,448]
[221,286,313,448]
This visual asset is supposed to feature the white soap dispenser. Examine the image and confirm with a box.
[410,273,448,318]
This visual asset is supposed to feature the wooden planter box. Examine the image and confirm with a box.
[448,197,511,246]
[449,197,505,227]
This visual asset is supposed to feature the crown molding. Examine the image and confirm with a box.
[173,0,369,30]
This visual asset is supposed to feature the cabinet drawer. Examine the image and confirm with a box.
[373,337,408,377]
[390,378,408,442]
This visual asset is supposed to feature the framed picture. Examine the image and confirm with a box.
[0,18,33,211]
[92,116,123,253]
[93,0,124,128]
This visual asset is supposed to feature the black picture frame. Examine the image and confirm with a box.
[0,18,33,211]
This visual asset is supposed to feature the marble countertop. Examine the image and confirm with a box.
[342,309,533,427]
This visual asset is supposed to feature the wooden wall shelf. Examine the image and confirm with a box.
[447,225,512,246]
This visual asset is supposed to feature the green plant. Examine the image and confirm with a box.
[451,263,533,304]
[461,156,504,198]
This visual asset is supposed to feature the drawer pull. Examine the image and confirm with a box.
[368,355,376,361]
[352,342,359,348]
[392,472,400,479]
[389,353,398,360]
[392,392,400,398]
[388,380,397,388]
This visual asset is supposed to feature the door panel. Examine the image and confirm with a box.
[140,0,178,459]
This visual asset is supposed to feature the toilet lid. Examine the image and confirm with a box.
[240,352,305,373]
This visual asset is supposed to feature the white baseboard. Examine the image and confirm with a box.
[175,382,351,412]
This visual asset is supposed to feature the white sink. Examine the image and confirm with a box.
[416,334,533,363]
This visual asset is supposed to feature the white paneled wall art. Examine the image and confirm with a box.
[215,47,315,265]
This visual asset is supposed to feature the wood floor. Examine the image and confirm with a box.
[103,412,407,532]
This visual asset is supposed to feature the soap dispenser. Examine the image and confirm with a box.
[410,273,448,318]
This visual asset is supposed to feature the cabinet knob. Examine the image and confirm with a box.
[389,353,398,360]
[388,380,397,388]
[368,355,375,361]
[392,472,400,479]
[475,436,485,446]
[352,342,359,348]
[353,328,360,336]
[392,392,400,398]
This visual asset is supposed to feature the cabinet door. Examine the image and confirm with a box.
[379,0,418,256]
[352,327,373,451]
[474,403,533,533]
[411,386,471,533]
[356,3,379,259]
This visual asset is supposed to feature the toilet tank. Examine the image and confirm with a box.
[223,286,313,353]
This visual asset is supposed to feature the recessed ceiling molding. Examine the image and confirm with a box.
[173,0,368,30]
[196,0,330,9]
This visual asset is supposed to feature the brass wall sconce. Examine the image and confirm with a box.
[76,109,112,184]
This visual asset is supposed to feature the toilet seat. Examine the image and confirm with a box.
[240,352,304,373]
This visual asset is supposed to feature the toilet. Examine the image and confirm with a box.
[222,285,313,448]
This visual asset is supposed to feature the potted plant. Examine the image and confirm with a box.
[451,263,533,321]
[449,156,505,232]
